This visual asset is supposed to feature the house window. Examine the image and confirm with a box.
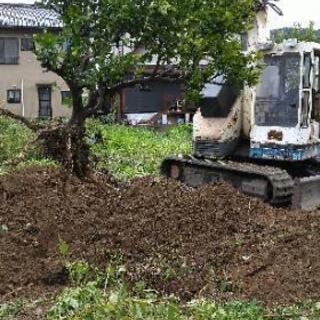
[61,91,72,105]
[38,87,52,118]
[0,38,19,64]
[21,38,34,51]
[7,89,21,103]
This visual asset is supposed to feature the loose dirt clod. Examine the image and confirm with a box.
[1,166,320,306]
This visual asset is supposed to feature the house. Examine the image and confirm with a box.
[0,3,71,119]
[0,3,191,124]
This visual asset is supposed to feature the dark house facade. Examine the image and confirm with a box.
[121,80,182,113]
[120,79,194,125]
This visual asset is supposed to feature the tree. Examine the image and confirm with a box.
[1,0,264,177]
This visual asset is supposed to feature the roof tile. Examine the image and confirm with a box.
[0,3,61,29]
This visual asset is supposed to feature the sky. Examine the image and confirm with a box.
[269,0,320,29]
[1,0,320,30]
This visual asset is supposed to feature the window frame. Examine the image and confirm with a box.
[61,90,72,106]
[38,86,52,119]
[21,37,34,52]
[0,37,19,65]
[7,89,21,104]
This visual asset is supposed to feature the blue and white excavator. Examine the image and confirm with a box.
[162,0,320,210]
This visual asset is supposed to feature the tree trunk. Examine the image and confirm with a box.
[67,111,90,178]
[39,120,89,178]
[39,88,90,178]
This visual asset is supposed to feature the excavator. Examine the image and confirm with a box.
[161,0,320,211]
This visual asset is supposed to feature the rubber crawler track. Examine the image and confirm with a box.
[161,157,295,206]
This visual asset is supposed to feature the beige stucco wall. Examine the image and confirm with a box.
[0,29,71,119]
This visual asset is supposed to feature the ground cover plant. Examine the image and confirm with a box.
[0,115,191,178]
[87,120,192,179]
[3,258,320,319]
[0,116,33,166]
[0,116,54,175]
[44,260,320,320]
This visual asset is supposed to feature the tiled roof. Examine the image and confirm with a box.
[0,3,61,29]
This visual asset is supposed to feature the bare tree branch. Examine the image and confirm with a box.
[0,108,41,132]
[108,71,184,94]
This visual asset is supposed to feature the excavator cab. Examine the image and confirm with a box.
[250,43,320,161]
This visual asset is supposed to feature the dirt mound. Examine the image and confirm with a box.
[1,167,320,306]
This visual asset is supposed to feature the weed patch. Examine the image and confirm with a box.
[87,121,192,179]
[0,301,23,320]
[1,116,191,179]
[47,260,320,320]
[0,116,55,173]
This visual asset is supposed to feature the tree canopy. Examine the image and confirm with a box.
[0,0,262,177]
[36,0,260,116]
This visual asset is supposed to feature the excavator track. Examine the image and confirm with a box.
[161,156,295,207]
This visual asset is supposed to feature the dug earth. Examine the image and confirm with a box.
[1,167,320,306]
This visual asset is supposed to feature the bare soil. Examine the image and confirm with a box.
[1,167,320,306]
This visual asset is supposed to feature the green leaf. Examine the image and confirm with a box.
[58,236,70,258]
